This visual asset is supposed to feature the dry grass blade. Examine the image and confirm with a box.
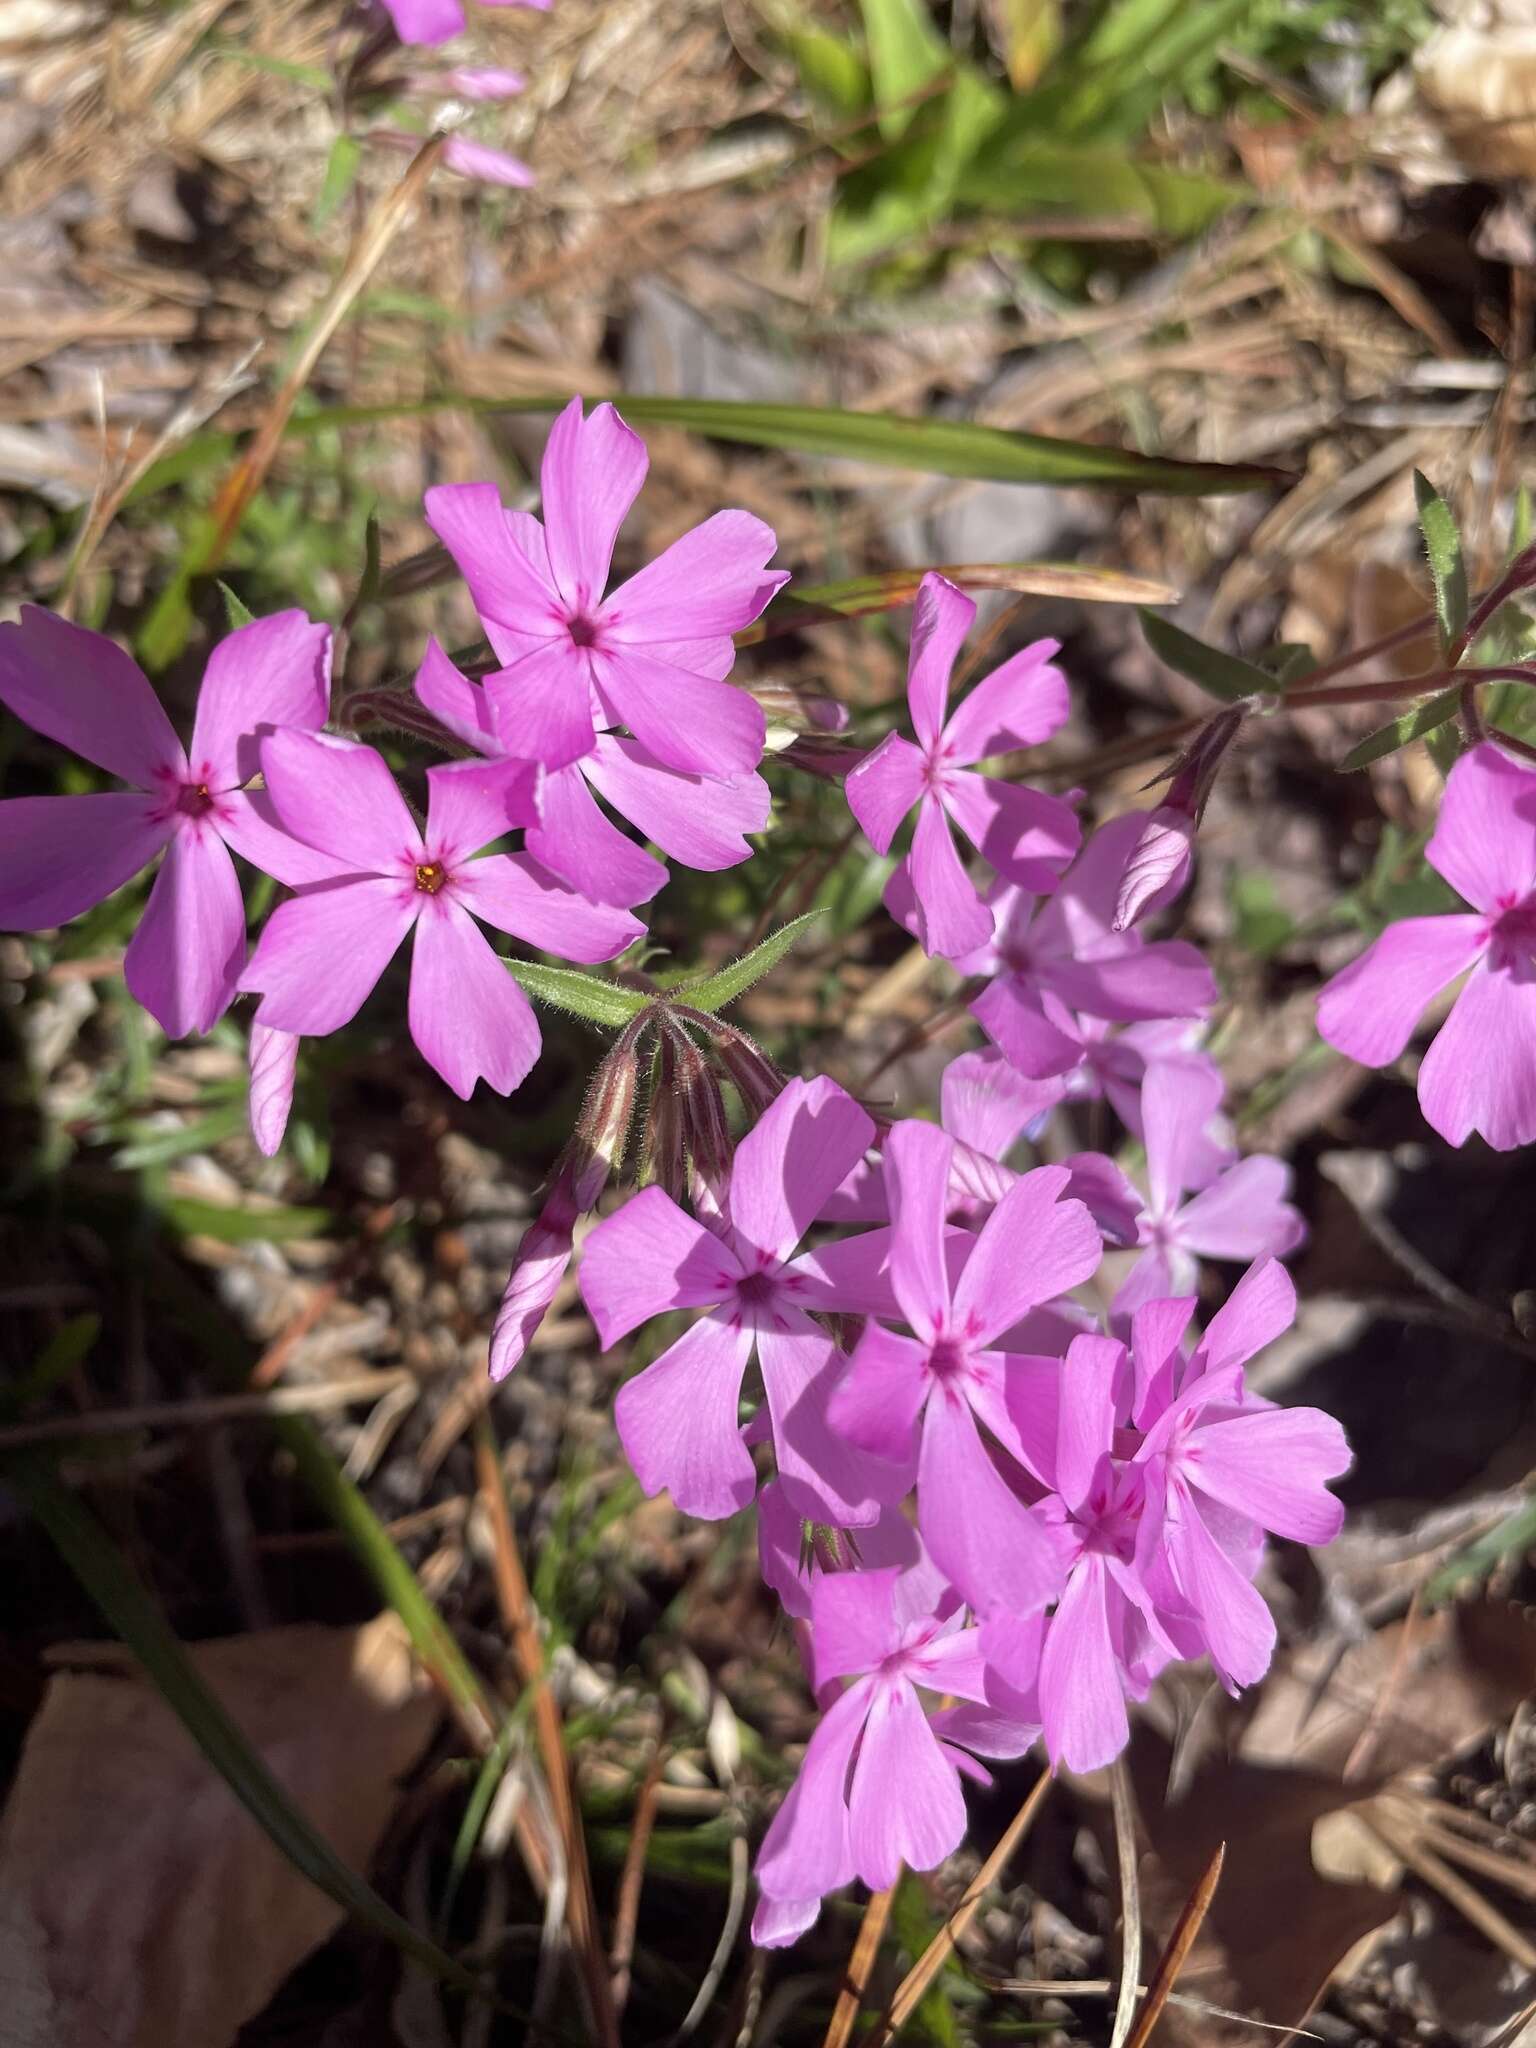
[609,1734,667,2015]
[867,1769,1051,2047]
[1363,1806,1536,1973]
[204,133,444,571]
[472,1419,620,2048]
[1109,1757,1144,2048]
[823,1884,897,2048]
[1123,1842,1227,2048]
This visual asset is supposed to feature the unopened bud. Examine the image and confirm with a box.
[684,1010,787,1118]
[1112,808,1196,932]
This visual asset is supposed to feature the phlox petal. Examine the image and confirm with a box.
[248,1023,298,1157]
[453,852,641,961]
[1427,741,1536,913]
[941,639,1068,763]
[1316,914,1485,1067]
[614,1310,757,1520]
[906,574,973,748]
[906,798,994,961]
[407,897,540,1098]
[585,735,769,873]
[828,1320,928,1469]
[242,878,417,1036]
[261,730,421,872]
[580,1184,743,1344]
[1039,1556,1129,1773]
[424,758,539,867]
[810,1566,900,1685]
[591,645,765,780]
[1164,1484,1276,1691]
[124,827,245,1038]
[189,611,331,789]
[754,1679,870,1906]
[758,1316,890,1528]
[942,771,1080,892]
[525,762,665,909]
[950,1165,1100,1344]
[422,486,560,663]
[0,793,170,929]
[486,639,598,771]
[602,507,786,644]
[540,399,647,614]
[1417,960,1536,1151]
[1176,1155,1304,1262]
[845,732,925,854]
[918,1394,1061,1619]
[847,1681,966,1889]
[730,1075,874,1266]
[0,606,183,789]
[1186,1407,1349,1545]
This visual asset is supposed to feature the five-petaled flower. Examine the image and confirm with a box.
[0,606,333,1037]
[240,731,640,1100]
[846,572,1079,961]
[1318,742,1536,1150]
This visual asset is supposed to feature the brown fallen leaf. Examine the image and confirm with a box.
[0,1615,441,2048]
[1102,1600,1536,2042]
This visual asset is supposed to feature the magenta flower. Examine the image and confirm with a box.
[241,732,640,1099]
[379,0,548,51]
[984,1332,1172,1773]
[1132,1261,1350,1690]
[940,816,1218,1078]
[1113,1060,1303,1313]
[0,606,332,1037]
[752,1559,1037,1944]
[248,1023,299,1157]
[828,1120,1102,1620]
[845,574,1079,961]
[579,1077,912,1525]
[413,639,768,908]
[1317,742,1536,1151]
[424,398,787,777]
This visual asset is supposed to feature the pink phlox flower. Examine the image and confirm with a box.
[1113,805,1195,931]
[1317,742,1536,1151]
[240,733,639,1100]
[983,1331,1176,1773]
[819,1046,1045,1228]
[926,815,1217,1079]
[757,1480,927,1627]
[828,1119,1103,1621]
[413,638,768,908]
[0,606,333,1038]
[751,1559,1038,1945]
[378,0,548,51]
[1113,1059,1303,1314]
[1131,1259,1350,1692]
[845,573,1079,962]
[580,1076,924,1525]
[423,398,787,779]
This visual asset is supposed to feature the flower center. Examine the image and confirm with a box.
[1489,898,1536,973]
[566,612,601,648]
[175,782,212,818]
[927,1334,968,1380]
[736,1269,778,1306]
[414,861,448,894]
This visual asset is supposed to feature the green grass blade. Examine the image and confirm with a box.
[6,1453,488,1997]
[139,394,1289,501]
[275,1418,499,1749]
[861,0,950,138]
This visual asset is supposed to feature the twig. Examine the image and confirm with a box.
[1109,1758,1143,2048]
[1363,1806,1536,1972]
[473,1420,621,2048]
[1122,1842,1226,2048]
[610,1734,668,2015]
[823,1885,896,2048]
[0,1369,415,1448]
[868,1769,1051,2047]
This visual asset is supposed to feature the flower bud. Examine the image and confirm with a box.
[1112,808,1196,932]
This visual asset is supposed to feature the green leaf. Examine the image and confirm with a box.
[890,1872,965,2044]
[1425,1495,1536,1606]
[994,0,1062,90]
[1413,469,1468,652]
[277,1420,497,1745]
[671,911,823,1015]
[956,134,1242,237]
[217,580,255,632]
[141,394,1291,500]
[1338,688,1461,771]
[161,1195,333,1243]
[5,1454,489,1997]
[1227,871,1294,958]
[1138,609,1279,701]
[861,0,950,138]
[506,961,650,1028]
[313,133,363,231]
[827,65,1008,265]
[782,21,871,115]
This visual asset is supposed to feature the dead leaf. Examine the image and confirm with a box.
[0,1615,441,2048]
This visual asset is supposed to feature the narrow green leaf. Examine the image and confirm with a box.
[313,133,363,231]
[277,1419,497,1744]
[782,21,871,115]
[439,1715,524,1932]
[114,1103,247,1169]
[162,1195,333,1243]
[1338,687,1461,771]
[217,580,255,632]
[506,960,650,1028]
[1413,470,1468,652]
[1425,1495,1536,1605]
[139,394,1290,501]
[1512,483,1532,559]
[1138,609,1278,702]
[673,911,822,1015]
[890,1872,964,2044]
[861,0,950,138]
[5,1454,488,1996]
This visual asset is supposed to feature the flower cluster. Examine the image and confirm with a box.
[0,399,1377,1953]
